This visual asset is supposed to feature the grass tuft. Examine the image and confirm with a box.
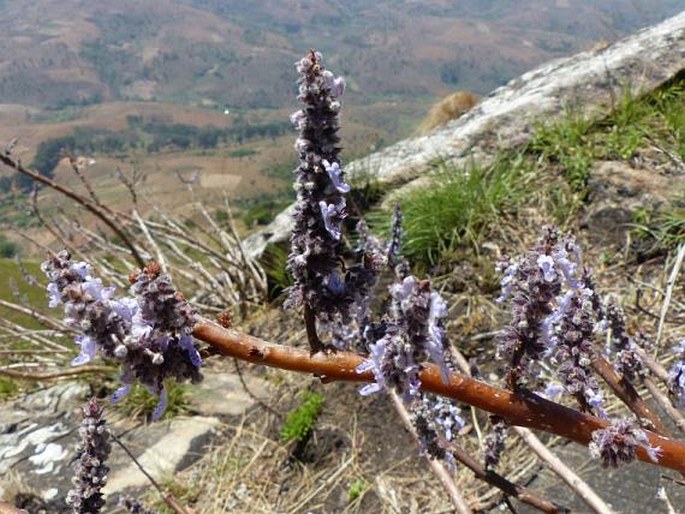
[280,390,325,443]
[399,154,531,264]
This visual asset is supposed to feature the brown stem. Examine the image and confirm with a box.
[449,443,570,513]
[593,355,668,434]
[193,320,685,474]
[303,303,323,353]
[643,376,685,435]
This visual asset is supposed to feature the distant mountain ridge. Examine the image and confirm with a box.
[0,0,682,109]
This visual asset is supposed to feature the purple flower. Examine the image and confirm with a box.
[357,339,386,396]
[322,160,350,193]
[319,200,345,240]
[111,384,131,404]
[152,388,168,421]
[668,340,685,407]
[322,70,345,98]
[72,336,97,366]
[589,418,661,467]
[537,255,557,282]
[47,282,62,307]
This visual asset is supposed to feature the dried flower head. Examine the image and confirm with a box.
[66,398,111,514]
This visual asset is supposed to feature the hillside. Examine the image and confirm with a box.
[0,9,684,514]
[0,0,683,108]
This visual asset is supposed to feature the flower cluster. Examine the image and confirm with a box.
[483,416,508,469]
[285,50,353,324]
[410,394,465,465]
[42,251,202,419]
[66,398,111,514]
[589,417,661,467]
[357,275,453,400]
[603,300,645,381]
[668,340,685,407]
[497,227,606,416]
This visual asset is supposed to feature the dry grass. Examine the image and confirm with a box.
[415,91,480,135]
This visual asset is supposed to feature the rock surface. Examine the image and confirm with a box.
[244,10,685,257]
[0,367,268,510]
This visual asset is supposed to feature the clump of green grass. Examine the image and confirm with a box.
[0,234,19,258]
[115,381,191,420]
[0,377,19,399]
[630,194,685,255]
[399,154,532,264]
[530,106,598,194]
[347,478,368,502]
[530,83,685,196]
[280,390,325,443]
[260,243,292,301]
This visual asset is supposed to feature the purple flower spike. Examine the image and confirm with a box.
[66,398,111,513]
[42,252,203,422]
[285,51,361,333]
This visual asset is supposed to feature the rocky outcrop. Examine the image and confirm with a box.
[244,10,685,258]
[0,367,269,510]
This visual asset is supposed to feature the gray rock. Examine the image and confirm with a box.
[244,10,685,257]
[0,368,269,508]
[104,416,220,494]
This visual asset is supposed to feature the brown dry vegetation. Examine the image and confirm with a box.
[415,90,480,134]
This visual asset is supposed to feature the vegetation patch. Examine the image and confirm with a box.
[114,381,191,421]
[399,154,532,264]
[530,82,685,196]
[280,390,325,443]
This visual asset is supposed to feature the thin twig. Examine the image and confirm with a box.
[0,153,145,267]
[110,432,192,514]
[389,392,473,514]
[656,244,685,348]
[0,365,111,380]
[232,359,282,419]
